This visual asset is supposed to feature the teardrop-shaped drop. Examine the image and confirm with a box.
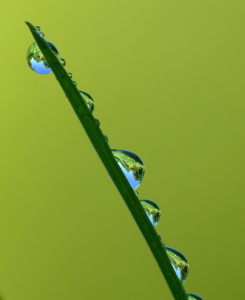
[79,91,95,113]
[187,293,203,300]
[26,41,59,74]
[104,135,109,143]
[165,247,189,283]
[59,58,66,67]
[35,26,41,33]
[140,199,161,226]
[111,149,145,190]
[94,118,100,126]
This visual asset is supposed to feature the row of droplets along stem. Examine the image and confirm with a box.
[26,25,204,300]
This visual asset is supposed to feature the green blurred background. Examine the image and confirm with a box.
[0,1,244,299]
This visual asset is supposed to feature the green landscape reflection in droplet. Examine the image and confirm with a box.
[79,91,95,113]
[111,149,145,190]
[140,199,161,226]
[26,41,59,74]
[165,246,189,283]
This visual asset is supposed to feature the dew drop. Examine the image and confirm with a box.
[165,247,189,283]
[111,149,145,190]
[79,91,95,113]
[59,58,66,67]
[39,32,45,38]
[72,81,77,86]
[94,118,100,126]
[35,26,41,33]
[135,191,139,196]
[187,293,203,300]
[140,199,161,226]
[67,72,73,78]
[26,41,59,74]
[104,135,109,143]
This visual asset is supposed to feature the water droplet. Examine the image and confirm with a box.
[39,32,45,38]
[94,118,100,126]
[35,26,41,33]
[111,149,145,190]
[72,81,77,86]
[135,191,139,196]
[140,199,161,226]
[26,41,59,74]
[67,72,73,78]
[187,293,203,300]
[59,58,66,67]
[79,91,95,113]
[104,135,109,143]
[165,247,189,283]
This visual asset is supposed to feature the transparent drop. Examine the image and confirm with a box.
[39,32,45,38]
[135,191,139,196]
[166,247,189,283]
[79,91,95,113]
[59,58,66,67]
[94,118,100,126]
[26,41,59,74]
[111,149,145,190]
[67,72,73,78]
[104,135,109,143]
[187,293,203,300]
[140,199,161,226]
[35,26,41,33]
[72,81,77,86]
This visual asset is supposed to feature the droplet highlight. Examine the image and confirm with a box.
[187,293,203,300]
[59,58,66,67]
[166,247,189,283]
[111,149,145,190]
[94,118,100,126]
[140,199,161,226]
[104,135,109,143]
[26,41,59,74]
[79,91,95,113]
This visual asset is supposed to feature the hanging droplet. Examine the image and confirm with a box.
[94,118,100,126]
[35,26,41,33]
[59,58,66,67]
[26,41,59,74]
[39,32,45,38]
[67,72,73,78]
[140,199,161,226]
[72,81,77,86]
[166,247,189,283]
[187,293,203,300]
[111,149,145,190]
[79,91,95,113]
[104,135,109,143]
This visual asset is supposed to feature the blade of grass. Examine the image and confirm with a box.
[26,21,188,300]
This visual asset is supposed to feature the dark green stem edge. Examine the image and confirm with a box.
[25,21,188,300]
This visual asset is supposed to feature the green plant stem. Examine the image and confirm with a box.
[26,21,188,300]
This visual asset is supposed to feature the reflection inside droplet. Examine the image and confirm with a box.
[79,91,95,113]
[140,199,161,226]
[166,247,189,283]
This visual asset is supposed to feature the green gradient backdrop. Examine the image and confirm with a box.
[0,1,244,299]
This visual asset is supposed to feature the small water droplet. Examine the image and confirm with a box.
[39,32,45,38]
[35,26,41,33]
[165,247,189,283]
[26,41,59,74]
[187,293,203,300]
[140,199,161,226]
[72,81,77,86]
[67,72,73,78]
[59,58,66,67]
[104,135,109,143]
[111,149,145,190]
[135,191,139,196]
[94,118,100,126]
[79,91,95,113]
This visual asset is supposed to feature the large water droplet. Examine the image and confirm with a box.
[26,41,59,74]
[79,91,95,113]
[140,199,161,226]
[111,149,145,190]
[166,247,189,283]
[59,58,66,67]
[94,118,100,126]
[187,293,203,300]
